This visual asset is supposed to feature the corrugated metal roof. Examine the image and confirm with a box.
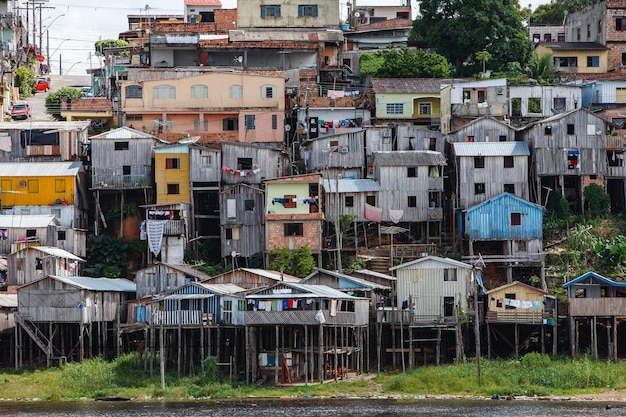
[485,281,547,295]
[240,268,301,283]
[538,42,608,51]
[154,144,190,153]
[28,246,84,262]
[0,293,17,308]
[371,78,469,94]
[303,268,391,290]
[373,151,446,166]
[163,293,215,300]
[47,276,136,292]
[0,161,82,177]
[453,142,530,157]
[350,269,396,281]
[0,121,90,131]
[90,126,161,140]
[322,179,381,193]
[185,0,221,6]
[0,215,58,228]
[390,255,473,271]
[196,283,246,294]
[247,282,357,299]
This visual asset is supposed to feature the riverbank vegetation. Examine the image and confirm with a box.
[2,352,626,401]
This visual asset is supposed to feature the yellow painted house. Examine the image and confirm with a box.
[154,144,191,204]
[0,161,84,208]
[534,42,609,74]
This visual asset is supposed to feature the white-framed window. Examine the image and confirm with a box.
[153,85,176,99]
[191,84,208,98]
[125,85,142,98]
[200,151,212,167]
[261,85,276,98]
[229,85,243,99]
[418,102,432,115]
[386,103,403,114]
[194,118,208,131]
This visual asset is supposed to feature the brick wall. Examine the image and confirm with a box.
[62,98,112,112]
[266,219,322,251]
[152,9,238,33]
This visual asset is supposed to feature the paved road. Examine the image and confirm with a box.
[24,75,91,122]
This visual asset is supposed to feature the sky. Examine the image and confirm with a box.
[37,0,551,76]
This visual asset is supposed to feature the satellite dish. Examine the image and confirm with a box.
[179,136,201,144]
[354,11,360,17]
[231,250,241,257]
[285,125,291,132]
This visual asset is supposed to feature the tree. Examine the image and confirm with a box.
[45,87,83,120]
[359,48,451,79]
[475,50,491,75]
[14,66,36,99]
[84,235,129,278]
[584,183,611,217]
[525,53,560,84]
[94,39,130,55]
[268,245,316,278]
[532,0,599,25]
[412,0,533,75]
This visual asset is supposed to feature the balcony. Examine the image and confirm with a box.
[92,171,151,190]
[606,135,624,150]
[163,219,185,236]
[151,310,214,326]
[428,176,444,190]
[376,308,458,326]
[485,310,554,325]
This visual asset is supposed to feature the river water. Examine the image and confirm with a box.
[0,398,623,417]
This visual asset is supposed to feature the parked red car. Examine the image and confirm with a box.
[10,102,30,120]
[34,77,50,92]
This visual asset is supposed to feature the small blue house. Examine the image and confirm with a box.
[461,192,544,285]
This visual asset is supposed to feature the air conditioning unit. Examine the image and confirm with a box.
[340,145,349,153]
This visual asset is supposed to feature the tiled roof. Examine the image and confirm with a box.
[371,78,469,94]
[185,0,222,6]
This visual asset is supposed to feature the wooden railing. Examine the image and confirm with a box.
[376,308,458,325]
[567,298,626,317]
[92,173,151,189]
[486,310,555,324]
[151,310,214,326]
[245,310,362,326]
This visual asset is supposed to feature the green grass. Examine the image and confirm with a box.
[1,353,626,401]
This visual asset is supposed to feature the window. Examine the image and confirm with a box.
[55,179,65,193]
[418,102,432,115]
[165,158,180,169]
[429,137,436,151]
[407,196,417,207]
[153,85,176,99]
[544,126,552,135]
[237,158,253,170]
[126,114,143,121]
[577,28,581,40]
[554,57,577,67]
[298,4,318,17]
[123,166,131,175]
[623,53,626,65]
[567,124,575,134]
[284,194,296,209]
[125,85,142,98]
[510,212,522,226]
[261,85,276,98]
[26,229,36,238]
[558,32,565,42]
[226,198,236,220]
[474,183,485,194]
[474,157,485,168]
[194,118,208,131]
[386,103,403,114]
[191,84,208,99]
[587,24,591,38]
[504,156,514,168]
[366,195,376,206]
[229,85,242,99]
[504,184,515,194]
[463,90,471,103]
[28,179,38,193]
[505,293,516,309]
[167,184,180,195]
[114,141,129,151]
[598,19,602,34]
[200,151,212,166]
[528,97,541,113]
[260,4,281,17]
[477,90,486,103]
[284,223,303,236]
[345,196,354,207]
[244,114,255,130]
[407,166,417,177]
[499,135,507,142]
[35,258,42,270]
[223,118,238,131]
[272,114,278,130]
[466,135,474,142]
[57,230,66,241]
[245,199,255,211]
[587,56,599,67]
[618,17,626,31]
[154,118,172,131]
[444,269,457,282]
[553,97,566,112]
[225,227,240,240]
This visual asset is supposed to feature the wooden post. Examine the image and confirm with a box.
[436,327,441,365]
[200,323,205,376]
[319,322,324,383]
[569,316,576,358]
[275,325,279,385]
[408,326,413,369]
[177,300,182,379]
[334,326,338,382]
[592,316,598,361]
[487,323,492,359]
[474,271,481,386]
[400,312,405,373]
[613,316,618,362]
[304,324,308,385]
[160,322,165,390]
[514,323,519,358]
[376,321,381,375]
